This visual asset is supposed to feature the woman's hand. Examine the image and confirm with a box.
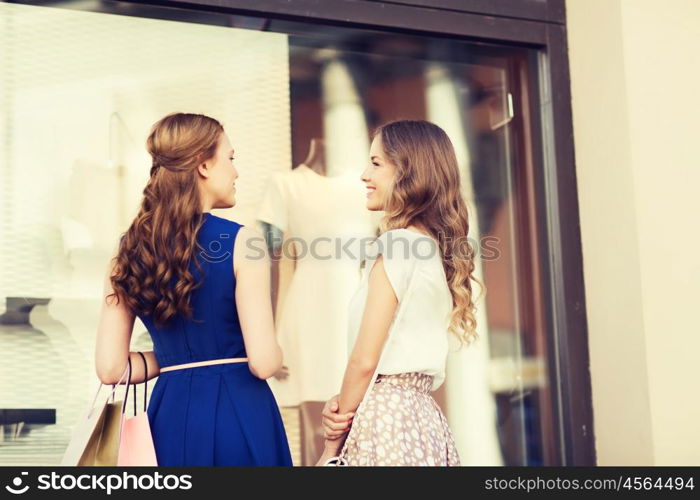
[272,365,289,381]
[321,394,354,440]
[315,437,345,466]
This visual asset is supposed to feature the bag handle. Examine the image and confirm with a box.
[86,357,132,417]
[114,356,133,415]
[129,353,137,416]
[89,356,132,411]
[125,352,149,416]
[137,351,149,411]
[116,352,149,417]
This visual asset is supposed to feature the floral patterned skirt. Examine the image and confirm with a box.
[339,372,460,466]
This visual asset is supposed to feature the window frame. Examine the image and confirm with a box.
[14,0,594,466]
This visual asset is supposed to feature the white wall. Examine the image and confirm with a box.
[566,0,700,465]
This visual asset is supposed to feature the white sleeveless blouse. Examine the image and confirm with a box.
[347,228,454,391]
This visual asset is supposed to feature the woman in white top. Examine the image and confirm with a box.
[316,120,482,466]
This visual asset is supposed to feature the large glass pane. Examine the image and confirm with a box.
[0,2,291,464]
[1,1,555,466]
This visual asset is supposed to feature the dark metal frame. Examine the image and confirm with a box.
[154,0,592,466]
[6,0,594,465]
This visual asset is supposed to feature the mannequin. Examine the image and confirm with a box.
[303,138,326,177]
[258,138,327,464]
[257,135,379,465]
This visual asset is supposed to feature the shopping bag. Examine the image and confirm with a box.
[61,360,131,466]
[117,351,158,466]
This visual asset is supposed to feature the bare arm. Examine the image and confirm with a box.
[316,255,399,463]
[234,225,283,379]
[337,254,398,414]
[95,243,161,385]
[128,350,160,384]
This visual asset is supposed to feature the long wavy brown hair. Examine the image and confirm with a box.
[107,112,224,328]
[375,119,485,345]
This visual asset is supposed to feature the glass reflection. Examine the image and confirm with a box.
[1,1,552,466]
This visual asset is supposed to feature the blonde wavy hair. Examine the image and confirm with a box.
[107,112,224,328]
[375,119,484,346]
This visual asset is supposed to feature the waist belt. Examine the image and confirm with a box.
[159,357,248,373]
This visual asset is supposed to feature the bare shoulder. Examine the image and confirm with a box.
[235,224,264,244]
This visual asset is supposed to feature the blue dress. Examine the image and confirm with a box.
[139,212,292,466]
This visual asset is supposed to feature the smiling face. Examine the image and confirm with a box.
[198,131,238,210]
[362,134,397,211]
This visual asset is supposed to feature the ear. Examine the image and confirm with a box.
[197,160,211,179]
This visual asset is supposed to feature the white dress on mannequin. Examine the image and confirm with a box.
[257,164,379,407]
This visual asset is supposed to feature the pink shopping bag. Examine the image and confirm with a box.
[117,351,158,466]
[117,412,157,466]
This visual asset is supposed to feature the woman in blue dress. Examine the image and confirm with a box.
[95,112,293,466]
